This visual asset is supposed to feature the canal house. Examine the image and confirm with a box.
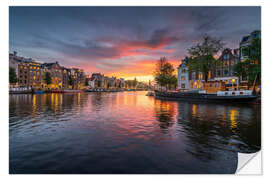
[177,57,190,91]
[177,49,240,93]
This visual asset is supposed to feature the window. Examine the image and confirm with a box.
[192,72,196,80]
[199,73,203,80]
[181,84,185,88]
[224,69,229,76]
[182,69,186,73]
[181,76,185,81]
[224,54,229,60]
[217,70,221,76]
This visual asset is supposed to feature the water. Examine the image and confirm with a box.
[9,91,261,174]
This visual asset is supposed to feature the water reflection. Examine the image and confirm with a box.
[177,102,260,160]
[9,92,260,174]
[154,100,176,131]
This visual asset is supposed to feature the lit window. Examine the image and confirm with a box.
[181,76,185,81]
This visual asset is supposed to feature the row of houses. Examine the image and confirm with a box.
[86,73,131,89]
[9,52,86,90]
[177,30,261,93]
[9,52,138,91]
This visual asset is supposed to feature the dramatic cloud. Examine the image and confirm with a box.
[9,6,261,81]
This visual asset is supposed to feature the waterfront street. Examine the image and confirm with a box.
[9,91,261,174]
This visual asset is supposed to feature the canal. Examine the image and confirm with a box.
[9,91,261,174]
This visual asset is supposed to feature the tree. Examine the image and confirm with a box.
[154,57,176,90]
[9,67,17,84]
[133,77,138,88]
[187,35,224,82]
[68,74,74,89]
[85,78,89,86]
[44,72,52,85]
[233,61,247,80]
[169,75,177,89]
[247,38,261,85]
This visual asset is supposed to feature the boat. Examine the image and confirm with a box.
[63,89,83,93]
[9,87,33,94]
[154,90,258,103]
[51,90,64,93]
[146,91,154,96]
[35,90,44,94]
[9,90,32,94]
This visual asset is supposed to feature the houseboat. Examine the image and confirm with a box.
[154,90,258,103]
[9,87,32,94]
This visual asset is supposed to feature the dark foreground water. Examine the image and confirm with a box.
[9,91,261,174]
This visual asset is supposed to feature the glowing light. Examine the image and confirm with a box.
[230,109,238,132]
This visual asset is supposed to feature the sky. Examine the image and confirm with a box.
[9,6,261,82]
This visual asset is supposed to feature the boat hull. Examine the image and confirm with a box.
[35,90,44,94]
[154,91,258,104]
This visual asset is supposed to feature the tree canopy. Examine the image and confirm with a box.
[154,57,177,90]
[44,72,52,85]
[187,35,225,82]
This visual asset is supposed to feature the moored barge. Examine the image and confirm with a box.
[154,90,258,103]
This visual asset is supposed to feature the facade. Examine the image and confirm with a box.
[87,73,126,89]
[177,49,240,93]
[240,30,261,62]
[62,67,70,89]
[9,52,88,90]
[41,62,63,90]
[9,51,21,75]
[9,51,44,89]
[212,48,240,91]
[239,30,261,83]
[18,60,42,89]
[177,57,190,90]
[91,73,105,88]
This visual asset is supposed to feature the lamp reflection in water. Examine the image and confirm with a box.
[230,109,239,133]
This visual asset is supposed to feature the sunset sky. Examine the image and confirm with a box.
[9,7,260,82]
